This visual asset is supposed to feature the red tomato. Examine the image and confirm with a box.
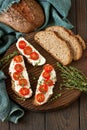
[43,64,53,72]
[44,79,53,86]
[14,64,24,73]
[18,78,28,86]
[39,84,48,93]
[18,40,26,49]
[36,93,45,103]
[13,72,21,80]
[23,46,32,55]
[30,52,39,60]
[19,88,30,96]
[42,71,50,79]
[14,55,23,62]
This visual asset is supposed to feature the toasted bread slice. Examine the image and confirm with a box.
[34,31,73,65]
[76,34,86,50]
[9,55,33,98]
[34,64,57,106]
[46,26,83,60]
[16,37,46,66]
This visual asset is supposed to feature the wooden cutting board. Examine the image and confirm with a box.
[3,32,87,112]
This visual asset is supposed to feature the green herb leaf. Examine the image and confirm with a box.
[0,51,19,69]
[57,62,87,92]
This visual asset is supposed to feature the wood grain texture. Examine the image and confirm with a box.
[4,32,82,111]
[10,110,45,130]
[46,101,79,130]
[0,122,9,130]
[76,0,87,130]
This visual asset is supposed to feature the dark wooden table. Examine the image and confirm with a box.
[0,0,87,130]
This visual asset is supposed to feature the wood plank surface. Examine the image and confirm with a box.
[0,122,9,130]
[10,110,45,130]
[0,0,87,130]
[76,0,87,130]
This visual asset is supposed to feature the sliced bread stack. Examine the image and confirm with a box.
[34,26,86,65]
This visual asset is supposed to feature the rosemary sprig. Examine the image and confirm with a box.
[57,62,87,92]
[0,51,19,69]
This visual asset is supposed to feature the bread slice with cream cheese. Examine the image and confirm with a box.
[9,55,33,98]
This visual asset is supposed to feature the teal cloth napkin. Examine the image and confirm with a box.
[38,0,73,29]
[0,71,24,124]
[0,0,73,124]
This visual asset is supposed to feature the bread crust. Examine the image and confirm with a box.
[76,34,86,50]
[34,31,73,65]
[46,26,83,61]
[0,0,44,33]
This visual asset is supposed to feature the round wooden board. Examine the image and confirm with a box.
[3,32,87,112]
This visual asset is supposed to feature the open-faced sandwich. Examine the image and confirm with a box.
[16,37,46,66]
[9,55,33,98]
[34,64,57,106]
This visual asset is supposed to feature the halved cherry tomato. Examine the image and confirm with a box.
[42,71,50,79]
[39,83,48,93]
[19,88,30,96]
[43,64,53,72]
[44,79,53,86]
[14,64,24,73]
[14,55,23,62]
[18,40,26,49]
[23,46,33,55]
[13,72,21,80]
[36,93,45,103]
[18,78,28,86]
[30,52,39,60]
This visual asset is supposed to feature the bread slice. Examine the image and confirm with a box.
[76,34,86,50]
[46,26,83,60]
[9,55,33,99]
[16,37,46,66]
[34,31,73,65]
[34,64,57,106]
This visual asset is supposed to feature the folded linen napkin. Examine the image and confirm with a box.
[0,0,73,124]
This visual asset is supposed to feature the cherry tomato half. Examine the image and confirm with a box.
[43,64,53,72]
[42,71,50,79]
[39,83,48,93]
[18,40,26,49]
[44,79,53,86]
[19,87,30,96]
[18,78,28,86]
[14,55,23,63]
[13,72,21,80]
[36,93,45,103]
[23,46,32,55]
[30,52,39,60]
[14,64,24,73]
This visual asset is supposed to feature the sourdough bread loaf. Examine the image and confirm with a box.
[46,26,83,60]
[0,0,44,33]
[34,31,73,65]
